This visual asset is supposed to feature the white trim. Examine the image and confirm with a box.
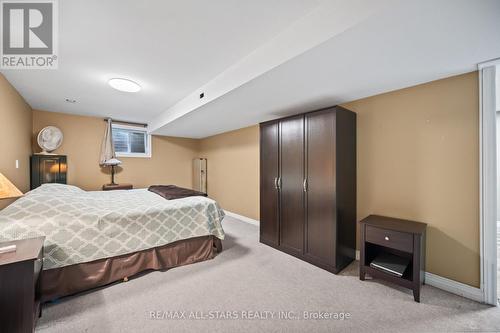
[224,211,259,226]
[116,151,152,158]
[425,272,483,303]
[357,254,482,302]
[479,64,498,305]
[478,57,500,70]
[226,212,486,303]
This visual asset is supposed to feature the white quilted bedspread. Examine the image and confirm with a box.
[0,184,225,270]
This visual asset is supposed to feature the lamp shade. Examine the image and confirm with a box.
[103,158,122,166]
[0,173,23,200]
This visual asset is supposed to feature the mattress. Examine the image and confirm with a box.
[0,184,225,269]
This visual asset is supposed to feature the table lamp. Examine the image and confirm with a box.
[0,172,22,253]
[0,172,23,200]
[103,158,122,185]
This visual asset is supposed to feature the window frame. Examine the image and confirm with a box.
[111,123,152,158]
[478,59,499,305]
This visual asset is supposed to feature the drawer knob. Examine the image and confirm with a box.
[384,236,390,241]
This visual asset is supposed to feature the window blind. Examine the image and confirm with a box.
[112,127,147,154]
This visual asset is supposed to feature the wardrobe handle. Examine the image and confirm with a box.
[303,178,308,192]
[274,177,278,190]
[278,177,282,190]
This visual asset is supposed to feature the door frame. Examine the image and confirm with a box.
[479,58,498,305]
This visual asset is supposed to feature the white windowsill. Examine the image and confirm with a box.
[116,152,152,158]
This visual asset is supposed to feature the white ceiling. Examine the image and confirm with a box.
[1,0,320,121]
[2,0,500,138]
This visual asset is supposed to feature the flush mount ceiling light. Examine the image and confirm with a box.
[108,78,141,93]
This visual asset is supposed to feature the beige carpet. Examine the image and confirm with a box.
[37,216,500,332]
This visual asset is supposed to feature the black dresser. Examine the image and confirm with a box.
[30,155,67,190]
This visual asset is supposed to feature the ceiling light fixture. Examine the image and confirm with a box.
[108,78,141,93]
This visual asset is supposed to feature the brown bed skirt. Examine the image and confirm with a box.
[41,235,222,302]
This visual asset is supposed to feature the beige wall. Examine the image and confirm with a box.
[32,110,259,219]
[343,71,479,287]
[32,110,260,219]
[33,110,200,190]
[0,74,32,209]
[7,70,481,287]
[199,125,260,220]
[194,72,480,287]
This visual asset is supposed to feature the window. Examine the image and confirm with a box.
[112,123,151,158]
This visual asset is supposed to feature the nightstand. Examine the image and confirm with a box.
[102,183,133,191]
[0,236,45,332]
[359,215,426,302]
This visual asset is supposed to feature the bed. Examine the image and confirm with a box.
[0,184,225,301]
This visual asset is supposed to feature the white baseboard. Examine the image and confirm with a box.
[424,271,483,303]
[227,214,484,303]
[356,252,482,303]
[224,211,259,226]
[356,250,484,303]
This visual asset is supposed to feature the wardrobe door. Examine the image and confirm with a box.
[260,121,280,246]
[279,115,305,255]
[305,110,336,266]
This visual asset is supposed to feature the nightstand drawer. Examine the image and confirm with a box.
[365,225,413,252]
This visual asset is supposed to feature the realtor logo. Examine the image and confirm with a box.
[1,0,58,69]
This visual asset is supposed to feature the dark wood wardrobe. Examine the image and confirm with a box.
[260,106,356,273]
